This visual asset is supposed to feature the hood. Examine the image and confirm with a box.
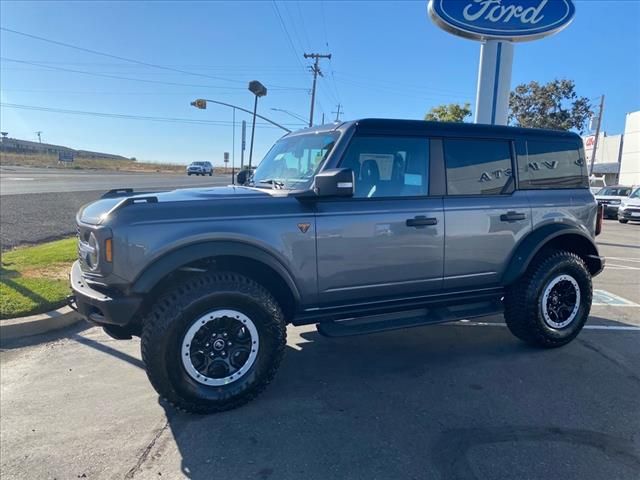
[78,186,277,225]
[621,197,640,207]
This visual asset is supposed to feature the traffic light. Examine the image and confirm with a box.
[190,99,207,109]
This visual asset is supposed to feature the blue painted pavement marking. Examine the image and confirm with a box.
[592,289,639,307]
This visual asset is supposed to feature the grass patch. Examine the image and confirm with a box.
[1,238,76,319]
[1,151,187,173]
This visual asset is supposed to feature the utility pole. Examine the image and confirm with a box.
[332,103,343,122]
[35,131,42,143]
[303,53,331,127]
[589,95,605,176]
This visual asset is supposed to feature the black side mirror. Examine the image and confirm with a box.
[314,168,354,197]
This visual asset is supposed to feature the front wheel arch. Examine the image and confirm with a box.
[131,241,301,318]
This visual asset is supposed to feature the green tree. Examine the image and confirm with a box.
[425,103,472,122]
[508,79,592,134]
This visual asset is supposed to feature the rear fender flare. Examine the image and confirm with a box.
[502,224,599,285]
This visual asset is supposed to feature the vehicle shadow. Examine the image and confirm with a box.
[150,323,640,480]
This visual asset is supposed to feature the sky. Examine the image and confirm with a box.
[1,0,639,166]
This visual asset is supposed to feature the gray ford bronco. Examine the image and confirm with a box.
[70,119,605,413]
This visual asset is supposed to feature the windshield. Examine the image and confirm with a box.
[250,132,339,190]
[630,188,640,199]
[598,187,631,196]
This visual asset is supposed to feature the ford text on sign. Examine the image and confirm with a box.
[428,0,576,42]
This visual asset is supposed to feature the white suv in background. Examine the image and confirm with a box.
[595,185,633,219]
[618,187,640,223]
[187,161,213,176]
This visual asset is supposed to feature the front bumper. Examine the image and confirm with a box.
[602,204,620,218]
[70,261,142,326]
[618,209,640,221]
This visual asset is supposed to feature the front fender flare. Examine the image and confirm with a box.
[130,240,301,304]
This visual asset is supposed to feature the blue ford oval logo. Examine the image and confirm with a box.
[428,0,576,42]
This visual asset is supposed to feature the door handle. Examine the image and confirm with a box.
[406,216,438,228]
[500,211,526,222]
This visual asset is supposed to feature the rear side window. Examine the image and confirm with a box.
[444,139,513,195]
[519,141,588,189]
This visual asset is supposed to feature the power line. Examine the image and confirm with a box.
[0,27,306,90]
[2,27,249,87]
[317,2,342,110]
[0,103,304,128]
[0,57,306,91]
[295,1,314,53]
[271,1,308,74]
[320,1,330,49]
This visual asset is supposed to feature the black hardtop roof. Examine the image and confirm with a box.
[288,118,582,142]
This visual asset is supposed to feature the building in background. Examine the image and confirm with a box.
[583,110,640,186]
[618,111,640,186]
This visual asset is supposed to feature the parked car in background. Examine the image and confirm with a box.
[618,187,640,223]
[589,175,606,194]
[595,185,634,219]
[187,161,213,176]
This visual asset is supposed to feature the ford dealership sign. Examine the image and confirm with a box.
[428,0,576,42]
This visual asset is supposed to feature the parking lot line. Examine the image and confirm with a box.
[606,263,640,271]
[451,320,640,331]
[606,257,640,263]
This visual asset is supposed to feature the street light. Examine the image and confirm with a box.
[270,108,307,124]
[247,81,267,169]
[190,96,291,185]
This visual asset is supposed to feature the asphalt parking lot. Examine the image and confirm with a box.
[1,221,639,480]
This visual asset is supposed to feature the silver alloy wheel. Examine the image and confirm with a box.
[181,309,259,386]
[541,274,581,329]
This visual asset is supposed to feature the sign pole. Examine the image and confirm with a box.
[232,107,236,184]
[474,40,514,126]
[588,95,605,176]
[240,120,246,170]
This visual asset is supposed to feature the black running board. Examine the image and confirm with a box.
[316,300,503,337]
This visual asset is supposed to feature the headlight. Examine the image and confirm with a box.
[87,232,100,271]
[610,199,621,205]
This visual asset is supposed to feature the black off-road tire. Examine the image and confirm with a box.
[619,219,629,224]
[141,272,286,414]
[504,250,592,348]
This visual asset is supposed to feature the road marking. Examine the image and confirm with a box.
[8,177,35,181]
[605,263,640,271]
[452,320,640,331]
[606,257,640,263]
[593,289,639,307]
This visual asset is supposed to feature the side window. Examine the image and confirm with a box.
[444,139,513,195]
[519,140,588,189]
[340,136,429,198]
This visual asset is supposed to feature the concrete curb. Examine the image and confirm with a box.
[0,306,84,342]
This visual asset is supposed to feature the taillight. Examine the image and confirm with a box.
[596,204,603,236]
